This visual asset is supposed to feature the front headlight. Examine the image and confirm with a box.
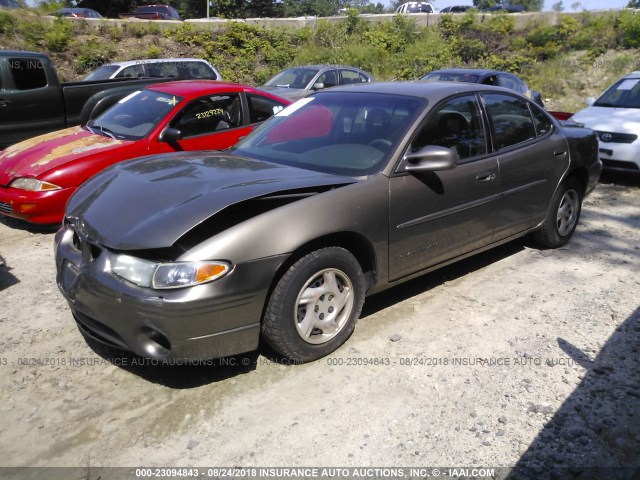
[10,178,62,191]
[109,254,230,289]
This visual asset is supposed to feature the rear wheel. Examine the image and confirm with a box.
[262,247,365,362]
[534,177,583,248]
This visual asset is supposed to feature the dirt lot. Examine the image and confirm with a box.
[0,173,638,477]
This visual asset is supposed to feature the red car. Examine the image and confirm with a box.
[0,81,289,225]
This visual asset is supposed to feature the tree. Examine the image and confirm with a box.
[627,0,640,7]
[570,1,582,10]
[552,1,564,11]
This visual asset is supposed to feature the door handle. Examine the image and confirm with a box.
[554,150,567,157]
[476,172,496,183]
[0,99,10,107]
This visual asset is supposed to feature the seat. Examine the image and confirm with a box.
[437,111,470,158]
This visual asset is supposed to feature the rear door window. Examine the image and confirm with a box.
[482,93,537,150]
[9,58,48,90]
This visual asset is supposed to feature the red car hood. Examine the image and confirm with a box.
[0,126,133,186]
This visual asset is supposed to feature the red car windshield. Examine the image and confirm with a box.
[90,90,183,140]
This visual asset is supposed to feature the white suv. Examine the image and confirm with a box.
[83,58,221,82]
[395,2,437,13]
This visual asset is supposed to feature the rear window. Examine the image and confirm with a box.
[83,66,120,81]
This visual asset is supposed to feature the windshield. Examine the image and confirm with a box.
[422,72,481,83]
[264,68,320,89]
[90,90,183,140]
[594,77,640,108]
[83,65,120,81]
[231,92,426,176]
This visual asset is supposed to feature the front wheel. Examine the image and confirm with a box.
[262,247,366,363]
[534,177,583,248]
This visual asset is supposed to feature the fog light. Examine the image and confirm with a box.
[17,203,38,213]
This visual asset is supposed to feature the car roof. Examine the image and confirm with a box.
[107,58,211,69]
[428,68,501,76]
[145,80,271,98]
[326,81,519,100]
[286,64,366,71]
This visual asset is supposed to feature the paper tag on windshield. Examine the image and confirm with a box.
[617,79,639,91]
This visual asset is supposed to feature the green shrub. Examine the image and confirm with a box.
[618,10,640,48]
[72,37,117,74]
[0,10,15,34]
[44,18,73,52]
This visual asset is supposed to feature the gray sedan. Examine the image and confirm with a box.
[55,82,601,364]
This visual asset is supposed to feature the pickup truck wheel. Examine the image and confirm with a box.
[262,247,365,363]
[534,177,583,248]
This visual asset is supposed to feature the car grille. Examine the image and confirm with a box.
[601,159,639,171]
[596,131,638,144]
[0,202,12,214]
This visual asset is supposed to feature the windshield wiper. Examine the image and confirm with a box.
[90,123,117,140]
[594,102,619,107]
[276,84,290,88]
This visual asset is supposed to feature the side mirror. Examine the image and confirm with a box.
[403,145,458,172]
[586,97,595,106]
[159,127,183,142]
[312,82,325,91]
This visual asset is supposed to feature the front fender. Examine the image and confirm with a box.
[179,175,390,283]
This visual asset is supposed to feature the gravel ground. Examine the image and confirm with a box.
[0,173,638,479]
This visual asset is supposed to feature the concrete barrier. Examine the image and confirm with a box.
[40,9,637,33]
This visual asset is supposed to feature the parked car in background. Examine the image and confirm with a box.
[119,4,181,20]
[395,2,437,13]
[83,59,221,81]
[420,68,544,106]
[55,82,600,365]
[440,5,474,13]
[0,50,175,149]
[484,4,524,12]
[0,0,21,8]
[571,70,640,173]
[51,8,103,18]
[261,65,373,101]
[0,81,289,225]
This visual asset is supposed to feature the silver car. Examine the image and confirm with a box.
[261,65,373,101]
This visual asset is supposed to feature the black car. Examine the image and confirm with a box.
[421,68,544,107]
[440,5,474,13]
[55,82,601,364]
[0,0,21,8]
[51,8,103,18]
[484,4,524,12]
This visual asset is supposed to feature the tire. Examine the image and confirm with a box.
[534,177,583,248]
[262,247,366,363]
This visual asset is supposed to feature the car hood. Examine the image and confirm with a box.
[0,126,133,186]
[66,151,357,251]
[571,106,640,134]
[260,86,309,101]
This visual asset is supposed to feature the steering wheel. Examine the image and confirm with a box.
[368,139,393,151]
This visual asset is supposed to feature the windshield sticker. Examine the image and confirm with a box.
[118,91,141,104]
[157,96,180,107]
[617,79,639,91]
[196,108,224,119]
[275,97,315,117]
